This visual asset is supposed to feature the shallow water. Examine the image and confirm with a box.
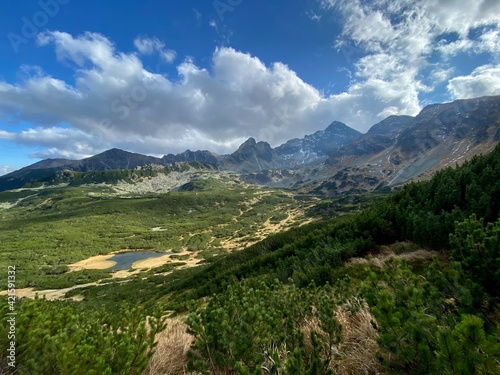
[109,251,171,270]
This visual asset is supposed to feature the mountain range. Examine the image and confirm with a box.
[1,95,499,194]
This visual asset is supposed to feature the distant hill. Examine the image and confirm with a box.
[69,148,163,171]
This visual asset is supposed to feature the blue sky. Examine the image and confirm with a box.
[0,0,499,174]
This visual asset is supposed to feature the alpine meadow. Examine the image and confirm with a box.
[1,1,500,374]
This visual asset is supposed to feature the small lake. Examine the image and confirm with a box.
[109,251,172,270]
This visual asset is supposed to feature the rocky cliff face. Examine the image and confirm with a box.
[218,138,275,173]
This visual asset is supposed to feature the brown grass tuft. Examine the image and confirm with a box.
[301,298,386,375]
[143,318,194,375]
[144,301,386,374]
[349,241,438,270]
[333,298,386,374]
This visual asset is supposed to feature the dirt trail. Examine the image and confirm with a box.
[220,204,314,251]
[0,279,133,301]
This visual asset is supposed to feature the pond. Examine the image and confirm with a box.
[109,251,172,270]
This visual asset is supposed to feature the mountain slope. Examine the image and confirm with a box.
[314,96,500,195]
[219,138,275,173]
[20,158,76,170]
[162,150,222,165]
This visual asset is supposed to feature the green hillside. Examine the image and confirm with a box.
[1,145,500,374]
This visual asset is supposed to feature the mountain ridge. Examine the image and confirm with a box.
[1,95,499,193]
[312,95,500,196]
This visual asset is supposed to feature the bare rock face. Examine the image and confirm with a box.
[274,121,361,167]
[319,95,500,193]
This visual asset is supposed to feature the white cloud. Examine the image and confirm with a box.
[193,8,202,24]
[160,50,177,63]
[134,37,161,55]
[320,0,500,115]
[134,36,176,63]
[0,127,96,159]
[429,67,455,84]
[478,29,500,60]
[447,65,500,99]
[0,32,345,159]
[436,38,474,57]
[0,166,16,176]
[307,11,322,21]
[3,0,500,162]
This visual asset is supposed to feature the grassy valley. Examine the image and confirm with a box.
[0,176,320,292]
[1,145,500,374]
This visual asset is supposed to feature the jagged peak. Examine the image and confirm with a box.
[241,137,257,147]
[325,121,358,134]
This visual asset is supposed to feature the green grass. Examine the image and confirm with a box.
[0,181,316,289]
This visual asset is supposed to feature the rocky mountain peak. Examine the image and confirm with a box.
[231,138,273,161]
[325,121,355,134]
[238,137,258,149]
[274,121,361,167]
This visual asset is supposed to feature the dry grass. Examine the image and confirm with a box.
[142,297,385,375]
[333,298,386,375]
[143,300,385,375]
[349,241,438,269]
[143,318,194,375]
[301,298,386,375]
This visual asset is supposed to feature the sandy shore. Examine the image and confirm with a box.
[68,254,117,271]
[1,250,204,301]
[132,254,172,269]
[0,281,117,301]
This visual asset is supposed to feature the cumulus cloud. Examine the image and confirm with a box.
[448,65,500,99]
[321,0,500,114]
[0,32,341,158]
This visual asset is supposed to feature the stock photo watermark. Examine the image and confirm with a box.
[92,69,164,143]
[6,266,17,368]
[7,0,71,54]
[213,0,243,21]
